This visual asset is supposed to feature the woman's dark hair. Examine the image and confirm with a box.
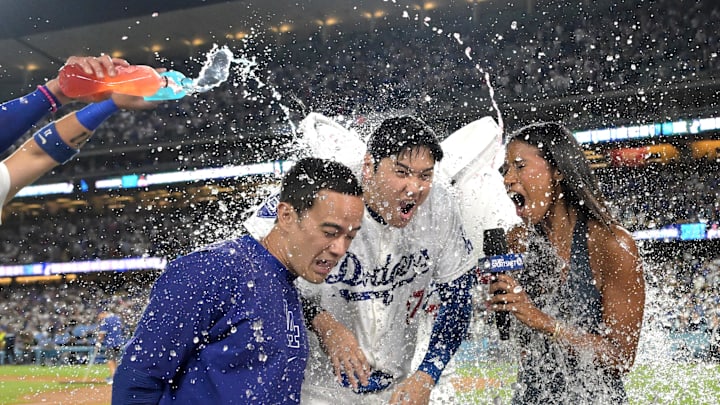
[508,122,617,229]
[280,157,363,215]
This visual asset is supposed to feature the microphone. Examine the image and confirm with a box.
[480,228,524,340]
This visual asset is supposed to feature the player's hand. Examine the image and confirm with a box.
[64,54,128,78]
[46,55,131,105]
[111,93,160,111]
[313,312,370,389]
[486,273,550,331]
[388,371,433,405]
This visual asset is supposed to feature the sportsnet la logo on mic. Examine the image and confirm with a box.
[257,193,280,218]
[480,253,524,273]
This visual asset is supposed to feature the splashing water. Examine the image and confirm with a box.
[145,44,259,101]
[175,40,299,251]
[84,4,719,405]
[385,4,719,405]
[400,9,504,134]
[193,44,298,136]
[192,44,258,94]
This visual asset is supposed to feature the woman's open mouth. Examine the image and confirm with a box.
[508,191,526,216]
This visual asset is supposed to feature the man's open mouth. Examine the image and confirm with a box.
[315,259,336,271]
[400,201,416,215]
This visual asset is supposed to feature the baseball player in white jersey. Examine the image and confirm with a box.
[297,116,476,404]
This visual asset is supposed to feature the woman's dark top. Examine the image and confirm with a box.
[512,214,627,404]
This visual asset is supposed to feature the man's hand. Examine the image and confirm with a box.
[46,55,131,105]
[64,54,128,79]
[312,311,370,389]
[111,93,160,111]
[388,371,434,405]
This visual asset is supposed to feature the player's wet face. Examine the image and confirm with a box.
[503,140,561,226]
[363,147,435,228]
[286,190,364,284]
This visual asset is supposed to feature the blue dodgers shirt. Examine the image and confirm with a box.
[99,313,125,348]
[112,236,308,404]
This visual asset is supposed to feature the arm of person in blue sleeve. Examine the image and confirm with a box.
[112,362,165,405]
[417,270,475,383]
[0,86,61,153]
[111,250,230,404]
[388,271,475,404]
[0,55,129,154]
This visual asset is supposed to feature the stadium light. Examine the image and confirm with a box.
[573,115,720,144]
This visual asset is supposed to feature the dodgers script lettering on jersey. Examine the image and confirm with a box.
[326,249,432,305]
[298,183,477,393]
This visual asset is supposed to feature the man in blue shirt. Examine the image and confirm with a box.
[111,157,365,404]
[96,310,126,384]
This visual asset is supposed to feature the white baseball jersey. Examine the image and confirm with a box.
[0,162,10,224]
[297,181,475,403]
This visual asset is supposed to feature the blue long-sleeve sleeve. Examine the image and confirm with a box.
[112,363,164,405]
[417,271,475,383]
[111,252,217,404]
[0,88,58,153]
[111,249,237,404]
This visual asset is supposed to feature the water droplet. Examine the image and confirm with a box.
[453,32,463,45]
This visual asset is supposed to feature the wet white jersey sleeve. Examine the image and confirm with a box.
[0,162,10,224]
[298,181,475,402]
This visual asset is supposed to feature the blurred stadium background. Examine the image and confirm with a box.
[0,0,718,401]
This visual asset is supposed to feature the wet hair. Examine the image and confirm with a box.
[280,157,363,215]
[507,122,617,228]
[366,116,443,168]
